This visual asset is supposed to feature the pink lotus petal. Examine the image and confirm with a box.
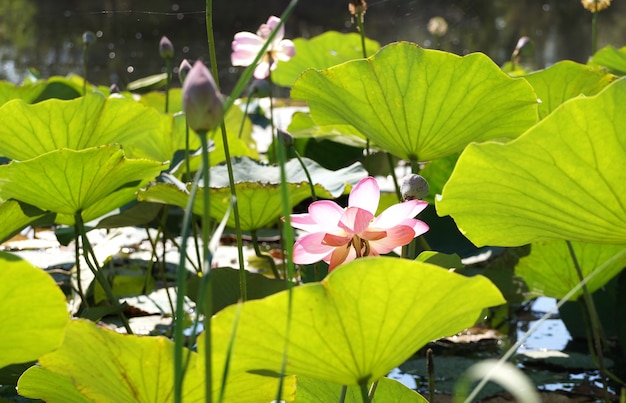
[360,229,387,241]
[369,225,416,254]
[293,233,334,264]
[339,207,374,235]
[253,61,271,79]
[290,214,323,233]
[308,200,344,227]
[276,39,296,60]
[372,199,428,228]
[231,33,264,67]
[328,244,353,271]
[323,232,352,247]
[348,177,380,215]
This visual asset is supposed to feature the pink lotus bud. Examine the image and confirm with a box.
[182,60,224,133]
[178,59,192,84]
[159,36,174,59]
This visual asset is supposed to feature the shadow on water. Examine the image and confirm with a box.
[1,0,626,91]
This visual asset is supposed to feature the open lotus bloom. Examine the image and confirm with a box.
[290,177,429,271]
[231,16,296,79]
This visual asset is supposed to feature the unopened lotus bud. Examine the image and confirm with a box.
[159,36,174,59]
[178,59,192,84]
[82,31,96,47]
[401,174,429,201]
[427,17,448,37]
[277,129,294,149]
[182,60,224,133]
[512,36,534,60]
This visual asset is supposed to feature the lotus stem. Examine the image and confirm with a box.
[251,229,280,279]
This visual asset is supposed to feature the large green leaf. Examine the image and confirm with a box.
[516,241,626,300]
[0,92,170,161]
[202,257,504,386]
[291,42,538,161]
[273,31,381,88]
[0,252,69,368]
[523,60,616,119]
[436,78,626,246]
[139,157,367,230]
[295,376,427,402]
[0,200,55,244]
[589,45,626,76]
[18,366,92,403]
[0,145,165,225]
[18,319,295,402]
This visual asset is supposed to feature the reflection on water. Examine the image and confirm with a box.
[1,0,625,91]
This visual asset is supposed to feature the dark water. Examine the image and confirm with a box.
[1,0,625,93]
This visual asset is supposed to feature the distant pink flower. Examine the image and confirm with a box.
[290,177,429,271]
[231,16,296,79]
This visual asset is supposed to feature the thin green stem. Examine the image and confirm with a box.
[427,348,435,402]
[356,12,367,58]
[368,381,378,400]
[565,240,609,401]
[359,382,370,403]
[275,119,296,402]
[338,385,348,403]
[251,230,280,279]
[165,58,172,113]
[293,149,317,201]
[73,222,88,310]
[386,153,402,201]
[206,0,247,302]
[592,9,599,55]
[75,213,132,334]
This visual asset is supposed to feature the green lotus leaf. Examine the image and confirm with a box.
[436,78,626,246]
[126,72,168,92]
[0,145,165,225]
[0,80,45,106]
[287,111,368,149]
[20,319,295,402]
[273,31,381,88]
[523,60,616,119]
[0,200,55,244]
[295,376,427,402]
[516,241,626,300]
[589,45,626,76]
[291,42,538,161]
[202,257,504,386]
[139,157,366,230]
[0,92,171,161]
[0,252,69,368]
[18,366,92,403]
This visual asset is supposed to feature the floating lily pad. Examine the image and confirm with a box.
[0,252,69,368]
[273,31,381,88]
[589,45,626,76]
[295,376,427,402]
[291,42,538,161]
[0,145,165,225]
[202,257,504,386]
[139,157,366,230]
[523,60,616,119]
[515,241,626,300]
[0,92,171,161]
[437,78,626,246]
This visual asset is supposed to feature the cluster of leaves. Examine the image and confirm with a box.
[1,27,626,401]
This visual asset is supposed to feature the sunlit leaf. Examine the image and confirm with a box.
[295,376,427,402]
[22,319,294,402]
[273,31,381,88]
[0,93,171,161]
[202,257,504,386]
[436,78,626,246]
[287,111,368,149]
[516,241,626,300]
[0,252,69,368]
[589,45,626,76]
[126,73,167,92]
[291,42,538,161]
[523,60,616,119]
[139,157,366,230]
[0,200,55,244]
[18,366,92,403]
[0,145,165,225]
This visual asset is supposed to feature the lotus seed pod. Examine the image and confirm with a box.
[159,36,174,59]
[401,174,429,201]
[178,59,192,84]
[182,60,224,133]
[82,31,96,47]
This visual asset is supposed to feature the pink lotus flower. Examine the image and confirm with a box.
[231,16,296,79]
[290,177,429,271]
